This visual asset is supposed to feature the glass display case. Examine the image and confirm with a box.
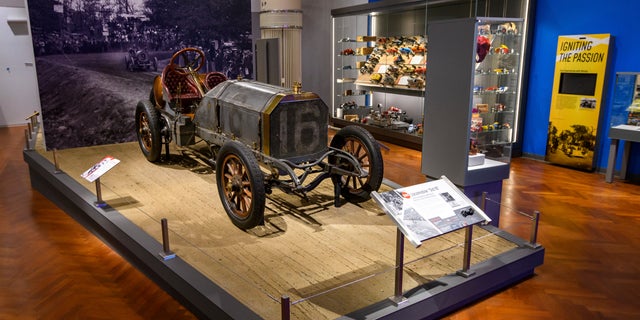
[605,72,640,183]
[332,3,427,149]
[470,19,524,164]
[422,17,525,188]
[610,73,640,127]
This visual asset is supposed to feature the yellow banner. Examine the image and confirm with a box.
[546,34,611,170]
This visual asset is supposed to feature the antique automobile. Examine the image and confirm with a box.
[125,47,158,72]
[135,47,384,229]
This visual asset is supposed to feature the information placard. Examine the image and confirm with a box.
[80,155,121,183]
[372,176,491,247]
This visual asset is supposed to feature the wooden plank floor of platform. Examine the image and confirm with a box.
[24,131,543,319]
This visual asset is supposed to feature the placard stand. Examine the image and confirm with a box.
[371,176,492,303]
[80,156,121,207]
[456,226,475,278]
[390,229,408,305]
[94,177,106,207]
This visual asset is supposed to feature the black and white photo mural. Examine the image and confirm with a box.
[27,0,253,150]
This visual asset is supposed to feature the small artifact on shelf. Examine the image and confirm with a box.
[357,47,374,55]
[336,77,356,83]
[493,44,510,54]
[370,73,382,83]
[407,123,422,134]
[468,139,485,166]
[469,139,479,155]
[360,62,376,74]
[406,76,425,89]
[476,35,491,62]
[357,35,377,42]
[478,24,490,35]
[340,101,358,110]
[401,64,416,73]
[341,48,355,55]
[471,116,483,132]
[399,47,413,55]
[366,104,412,131]
[497,22,518,34]
[381,73,396,86]
[344,114,359,122]
[496,86,509,93]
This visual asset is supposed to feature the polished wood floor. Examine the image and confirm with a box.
[2,125,639,319]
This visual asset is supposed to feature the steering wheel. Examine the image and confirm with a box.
[169,47,205,75]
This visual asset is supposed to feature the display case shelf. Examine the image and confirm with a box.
[355,82,425,97]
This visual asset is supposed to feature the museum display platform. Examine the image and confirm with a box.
[23,130,544,319]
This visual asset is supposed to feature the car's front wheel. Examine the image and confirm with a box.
[135,100,162,162]
[330,125,384,201]
[215,141,265,229]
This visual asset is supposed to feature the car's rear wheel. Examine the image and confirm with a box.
[135,100,162,162]
[330,125,384,201]
[216,141,265,229]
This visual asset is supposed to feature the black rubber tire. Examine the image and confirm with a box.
[135,100,162,162]
[216,141,265,229]
[148,88,156,106]
[330,125,384,201]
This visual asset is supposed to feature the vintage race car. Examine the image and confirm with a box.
[125,48,158,72]
[135,48,384,229]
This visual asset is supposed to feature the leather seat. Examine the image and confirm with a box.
[204,72,227,91]
[161,64,201,102]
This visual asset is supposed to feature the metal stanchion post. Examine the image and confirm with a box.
[456,225,476,278]
[481,191,488,212]
[389,228,408,305]
[24,129,30,150]
[52,149,62,174]
[94,177,107,207]
[526,210,542,249]
[159,218,176,260]
[281,295,290,320]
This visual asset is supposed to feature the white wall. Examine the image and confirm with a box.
[0,0,40,127]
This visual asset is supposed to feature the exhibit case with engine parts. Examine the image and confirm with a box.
[332,1,427,149]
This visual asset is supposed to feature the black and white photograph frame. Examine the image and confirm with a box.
[27,0,253,150]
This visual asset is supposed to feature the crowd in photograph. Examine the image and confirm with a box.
[31,17,253,79]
